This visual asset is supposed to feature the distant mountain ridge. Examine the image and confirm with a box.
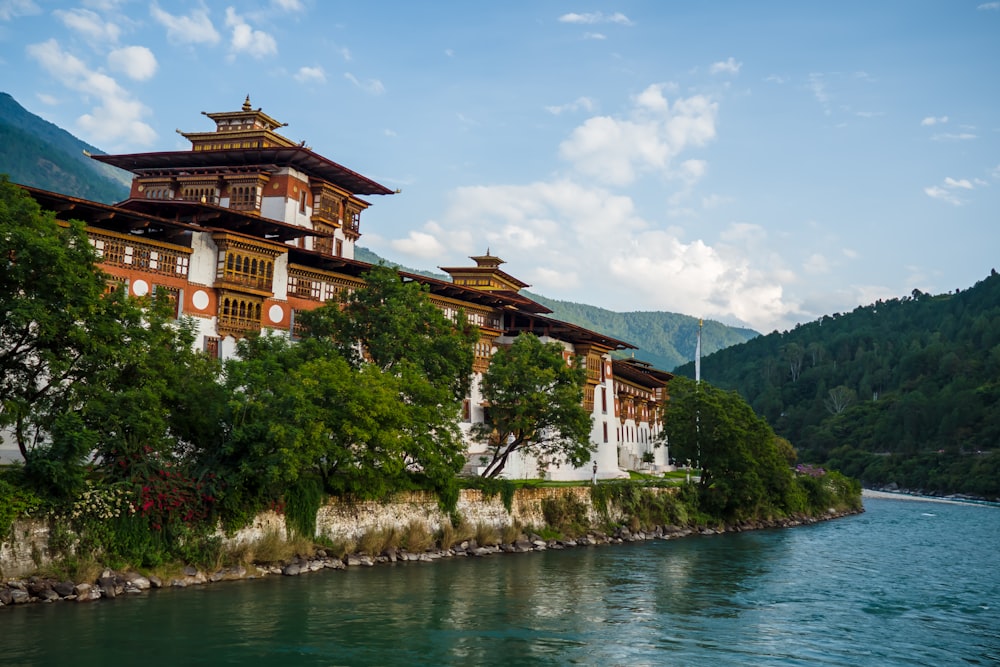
[0,92,130,203]
[1,92,756,371]
[354,247,758,370]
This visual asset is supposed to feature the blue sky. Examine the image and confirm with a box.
[1,1,998,333]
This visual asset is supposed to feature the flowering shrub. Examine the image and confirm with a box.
[51,452,222,568]
[796,464,826,477]
[136,468,215,532]
[65,481,136,522]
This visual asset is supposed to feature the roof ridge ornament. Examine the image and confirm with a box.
[243,95,252,112]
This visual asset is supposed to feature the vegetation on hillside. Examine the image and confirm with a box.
[674,276,1000,499]
[0,93,130,204]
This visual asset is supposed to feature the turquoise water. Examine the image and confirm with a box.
[4,498,999,666]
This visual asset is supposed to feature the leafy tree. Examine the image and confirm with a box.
[297,264,478,490]
[824,385,856,415]
[661,376,793,520]
[215,265,480,507]
[0,176,111,459]
[303,264,477,401]
[218,334,410,505]
[474,333,592,478]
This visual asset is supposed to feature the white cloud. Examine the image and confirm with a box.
[385,170,798,332]
[559,84,717,186]
[808,72,831,114]
[558,11,633,26]
[923,185,957,204]
[107,46,158,81]
[978,2,1000,9]
[54,8,120,43]
[921,115,948,126]
[226,7,277,59]
[701,193,730,209]
[390,229,446,259]
[932,132,977,141]
[372,83,816,332]
[344,72,385,95]
[294,65,326,84]
[0,0,40,21]
[272,0,304,11]
[151,4,220,45]
[444,48,454,57]
[583,32,607,40]
[544,97,595,115]
[710,57,741,75]
[35,92,58,105]
[803,253,831,275]
[25,38,155,147]
[765,74,788,84]
[82,0,127,10]
[943,177,973,189]
[924,176,974,205]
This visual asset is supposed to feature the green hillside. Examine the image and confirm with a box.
[675,273,1000,499]
[0,92,130,203]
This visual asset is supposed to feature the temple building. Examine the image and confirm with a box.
[16,97,673,480]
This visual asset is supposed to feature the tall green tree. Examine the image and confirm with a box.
[217,334,410,504]
[0,176,111,459]
[302,264,477,401]
[1,177,224,501]
[662,376,793,520]
[474,333,592,478]
[298,264,478,489]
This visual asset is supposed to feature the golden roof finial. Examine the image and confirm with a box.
[242,95,252,112]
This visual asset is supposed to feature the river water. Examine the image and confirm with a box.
[4,496,998,666]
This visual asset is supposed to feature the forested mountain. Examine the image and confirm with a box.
[674,273,1000,499]
[0,92,130,203]
[355,247,759,370]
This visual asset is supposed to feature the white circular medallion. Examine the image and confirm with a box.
[132,279,149,297]
[192,290,210,311]
[269,304,284,324]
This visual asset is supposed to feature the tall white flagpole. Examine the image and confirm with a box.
[695,319,702,472]
[695,319,702,384]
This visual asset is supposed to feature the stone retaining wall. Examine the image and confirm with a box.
[3,487,619,577]
[221,487,615,545]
